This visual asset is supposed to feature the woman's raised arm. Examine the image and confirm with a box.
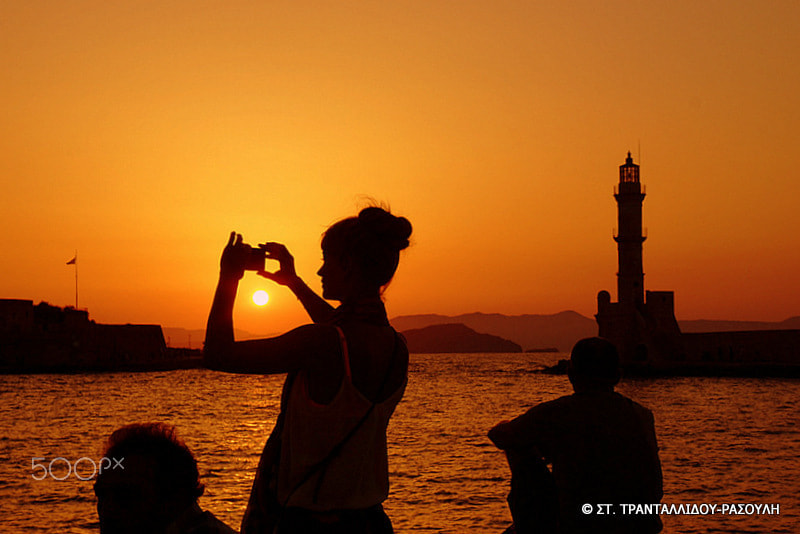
[204,232,246,357]
[204,322,338,374]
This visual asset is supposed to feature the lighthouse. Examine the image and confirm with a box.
[614,152,646,308]
[596,152,682,366]
[595,152,800,371]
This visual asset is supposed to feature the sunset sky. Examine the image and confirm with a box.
[2,1,798,336]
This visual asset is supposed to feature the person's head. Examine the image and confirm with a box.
[318,206,412,301]
[567,337,621,393]
[94,423,204,534]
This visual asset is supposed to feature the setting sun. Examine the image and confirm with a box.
[252,290,269,306]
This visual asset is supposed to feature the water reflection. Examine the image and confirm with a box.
[1,356,798,532]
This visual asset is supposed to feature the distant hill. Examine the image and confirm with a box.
[391,311,597,352]
[401,323,522,354]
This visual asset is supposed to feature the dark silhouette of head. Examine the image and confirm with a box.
[318,206,412,301]
[94,422,204,534]
[567,337,621,393]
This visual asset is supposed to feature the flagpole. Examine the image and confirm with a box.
[74,250,78,309]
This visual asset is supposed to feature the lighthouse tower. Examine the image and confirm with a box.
[597,152,683,367]
[614,151,646,308]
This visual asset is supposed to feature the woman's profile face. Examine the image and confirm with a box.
[317,251,349,301]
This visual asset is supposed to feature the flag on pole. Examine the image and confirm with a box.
[66,251,78,308]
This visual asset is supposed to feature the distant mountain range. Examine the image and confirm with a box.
[390,311,596,352]
[163,313,800,351]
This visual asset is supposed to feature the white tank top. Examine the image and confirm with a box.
[276,327,406,511]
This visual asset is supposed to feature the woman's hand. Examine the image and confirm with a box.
[219,231,251,281]
[258,242,301,288]
[259,242,335,323]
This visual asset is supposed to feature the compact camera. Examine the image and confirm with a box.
[244,245,266,272]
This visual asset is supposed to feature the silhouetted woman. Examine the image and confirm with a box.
[205,207,412,534]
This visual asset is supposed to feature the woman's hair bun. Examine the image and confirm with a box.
[357,207,412,251]
[321,205,412,288]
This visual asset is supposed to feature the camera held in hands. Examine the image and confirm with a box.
[244,245,266,272]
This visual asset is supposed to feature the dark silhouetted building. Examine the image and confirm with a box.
[0,300,177,372]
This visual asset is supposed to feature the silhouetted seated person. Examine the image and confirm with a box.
[489,338,663,534]
[205,207,412,533]
[94,422,237,534]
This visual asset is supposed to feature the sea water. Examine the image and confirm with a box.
[1,353,798,533]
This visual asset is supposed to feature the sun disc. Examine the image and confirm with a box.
[252,290,269,306]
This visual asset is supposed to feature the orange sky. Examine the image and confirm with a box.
[2,1,798,335]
